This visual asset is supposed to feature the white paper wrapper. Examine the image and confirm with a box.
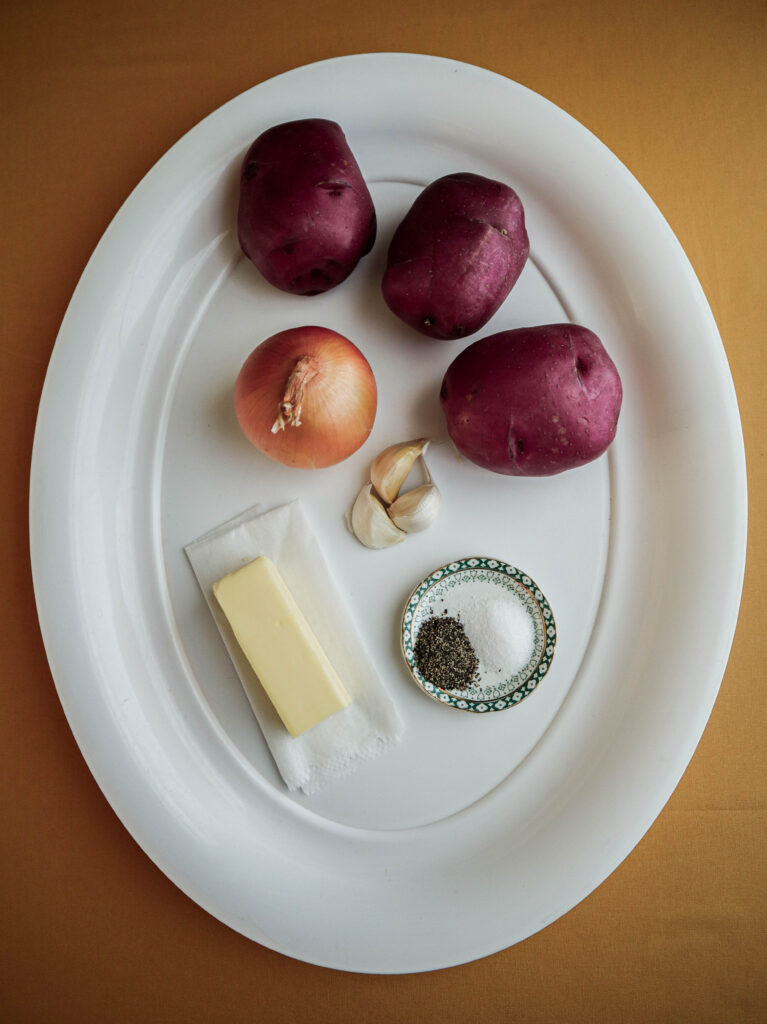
[185,500,404,794]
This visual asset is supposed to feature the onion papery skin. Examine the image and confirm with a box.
[234,326,377,469]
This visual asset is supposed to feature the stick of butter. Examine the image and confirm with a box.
[212,555,351,738]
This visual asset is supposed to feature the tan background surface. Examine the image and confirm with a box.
[2,1,765,1020]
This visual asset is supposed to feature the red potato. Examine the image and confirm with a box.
[382,172,529,340]
[237,119,376,295]
[440,324,622,476]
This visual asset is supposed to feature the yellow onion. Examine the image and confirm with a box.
[235,326,377,468]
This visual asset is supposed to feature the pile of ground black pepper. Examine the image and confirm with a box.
[413,612,479,690]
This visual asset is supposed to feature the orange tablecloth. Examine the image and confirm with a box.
[3,2,765,1020]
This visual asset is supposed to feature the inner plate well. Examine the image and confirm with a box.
[161,181,611,830]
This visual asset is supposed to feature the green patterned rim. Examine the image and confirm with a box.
[400,556,557,713]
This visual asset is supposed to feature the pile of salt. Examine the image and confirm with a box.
[456,592,535,677]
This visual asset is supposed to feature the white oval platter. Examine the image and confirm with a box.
[30,54,746,973]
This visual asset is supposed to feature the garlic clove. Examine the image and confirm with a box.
[388,482,441,533]
[350,483,407,548]
[370,438,430,504]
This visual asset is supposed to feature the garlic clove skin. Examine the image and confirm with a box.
[370,438,430,504]
[351,483,407,548]
[388,483,441,533]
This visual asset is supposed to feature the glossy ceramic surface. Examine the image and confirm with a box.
[30,54,746,972]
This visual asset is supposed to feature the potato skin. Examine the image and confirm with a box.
[382,172,529,340]
[440,324,622,476]
[237,119,376,295]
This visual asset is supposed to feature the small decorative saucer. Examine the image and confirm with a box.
[401,556,556,713]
